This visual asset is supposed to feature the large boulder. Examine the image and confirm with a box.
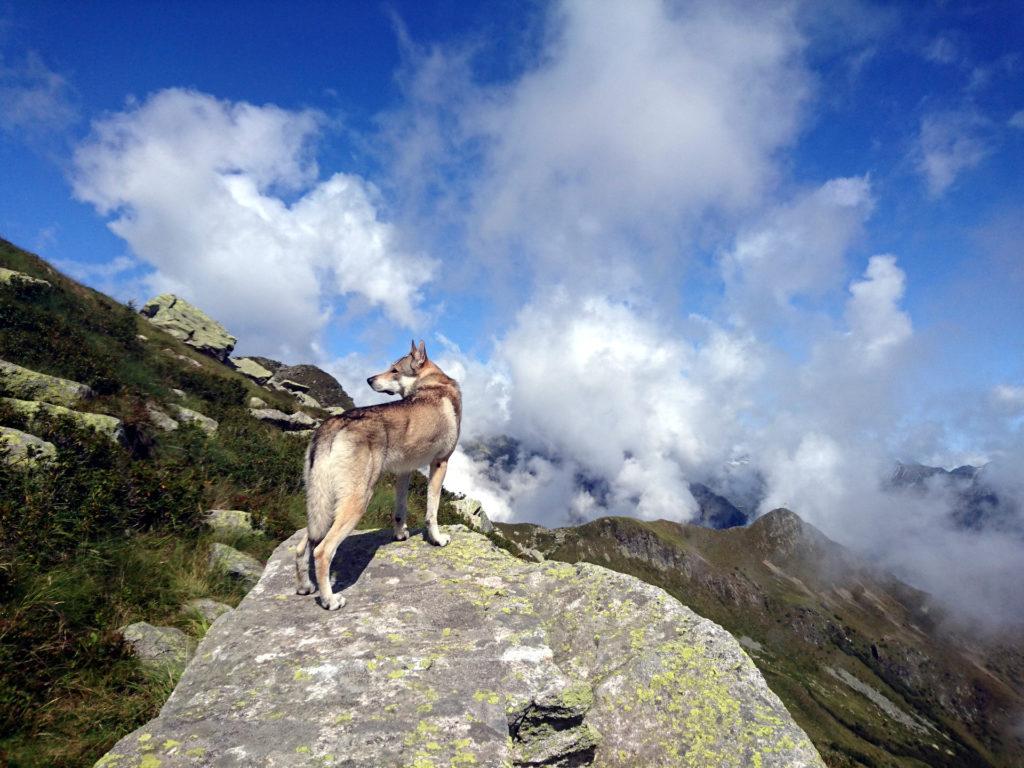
[0,426,57,467]
[208,543,264,589]
[0,358,94,406]
[140,294,236,363]
[98,527,824,767]
[450,496,495,533]
[2,397,124,443]
[120,622,194,675]
[268,364,354,409]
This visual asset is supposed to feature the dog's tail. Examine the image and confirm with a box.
[305,434,335,544]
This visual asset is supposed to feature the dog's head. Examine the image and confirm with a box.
[367,340,429,397]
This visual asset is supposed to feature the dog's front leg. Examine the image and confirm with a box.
[393,472,411,541]
[425,458,450,547]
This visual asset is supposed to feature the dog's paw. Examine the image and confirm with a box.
[316,593,346,611]
[393,526,410,541]
[296,582,315,595]
[427,531,451,547]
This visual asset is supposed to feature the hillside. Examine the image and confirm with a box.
[0,238,460,767]
[497,512,1024,767]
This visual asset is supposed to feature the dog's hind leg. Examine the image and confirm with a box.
[295,529,315,595]
[314,484,373,611]
[393,472,411,541]
[424,458,450,547]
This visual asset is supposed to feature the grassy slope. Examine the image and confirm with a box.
[498,515,1024,768]
[0,239,303,766]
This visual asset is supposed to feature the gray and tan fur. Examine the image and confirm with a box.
[295,340,462,610]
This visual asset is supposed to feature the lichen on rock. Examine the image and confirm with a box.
[2,397,124,443]
[0,358,95,406]
[97,527,824,767]
[140,294,236,362]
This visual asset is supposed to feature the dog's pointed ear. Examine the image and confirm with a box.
[413,339,427,366]
[410,338,417,354]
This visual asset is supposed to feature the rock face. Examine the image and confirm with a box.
[0,358,94,406]
[140,294,237,362]
[120,622,194,674]
[0,425,57,467]
[2,397,124,443]
[98,527,823,768]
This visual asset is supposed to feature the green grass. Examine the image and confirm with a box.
[0,238,316,766]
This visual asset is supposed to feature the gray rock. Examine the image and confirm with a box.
[0,426,57,467]
[171,388,186,399]
[268,364,354,409]
[0,266,50,288]
[1,397,124,443]
[248,396,268,408]
[0,358,94,406]
[162,347,202,368]
[270,377,310,393]
[171,405,218,435]
[325,406,348,416]
[99,527,824,767]
[205,509,256,535]
[248,407,318,431]
[208,543,263,589]
[120,622,193,675]
[183,598,233,625]
[232,356,274,384]
[146,403,179,432]
[451,496,495,533]
[141,294,237,362]
[293,391,322,410]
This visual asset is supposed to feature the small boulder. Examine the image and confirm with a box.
[145,403,179,432]
[141,294,236,362]
[120,622,193,674]
[325,406,348,416]
[2,397,124,443]
[270,377,310,393]
[248,407,318,431]
[248,396,267,408]
[171,388,186,399]
[231,356,274,384]
[0,267,50,288]
[0,358,94,406]
[268,363,354,409]
[182,598,233,625]
[451,496,495,534]
[0,426,57,467]
[205,509,256,535]
[208,543,263,589]
[294,391,322,410]
[171,405,218,435]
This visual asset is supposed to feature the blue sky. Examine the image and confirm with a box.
[2,1,1024,538]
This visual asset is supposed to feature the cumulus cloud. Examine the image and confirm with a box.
[915,110,991,197]
[72,88,435,359]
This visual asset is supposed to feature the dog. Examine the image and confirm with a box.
[295,340,462,610]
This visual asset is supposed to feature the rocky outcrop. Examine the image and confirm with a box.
[232,356,274,384]
[451,496,495,533]
[208,543,263,589]
[146,403,179,432]
[0,266,50,288]
[268,364,354,409]
[0,358,94,406]
[98,527,824,767]
[2,397,124,443]
[0,426,56,467]
[120,622,194,675]
[140,294,237,362]
[249,407,318,432]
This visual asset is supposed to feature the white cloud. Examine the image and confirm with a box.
[0,50,76,137]
[923,35,958,65]
[1009,110,1024,129]
[722,176,874,324]
[915,111,991,197]
[72,88,435,359]
[843,254,913,365]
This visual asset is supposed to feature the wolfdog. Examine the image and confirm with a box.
[295,340,462,610]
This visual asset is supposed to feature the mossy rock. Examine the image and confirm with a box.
[2,397,124,443]
[0,358,94,406]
